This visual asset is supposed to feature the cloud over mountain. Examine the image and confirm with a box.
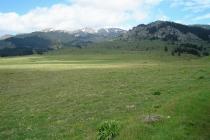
[0,0,162,34]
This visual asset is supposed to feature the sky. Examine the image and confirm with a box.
[0,0,210,35]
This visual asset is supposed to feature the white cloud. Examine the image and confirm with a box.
[170,0,210,13]
[155,10,169,21]
[194,13,210,20]
[0,0,162,34]
[158,15,169,21]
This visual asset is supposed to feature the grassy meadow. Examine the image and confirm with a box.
[0,48,210,140]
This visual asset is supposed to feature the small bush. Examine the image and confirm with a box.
[153,91,161,95]
[198,76,204,79]
[164,46,168,52]
[153,104,161,109]
[97,120,120,140]
[171,51,175,56]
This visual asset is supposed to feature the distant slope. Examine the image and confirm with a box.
[0,28,126,56]
[0,36,53,57]
[0,34,13,40]
[15,28,126,44]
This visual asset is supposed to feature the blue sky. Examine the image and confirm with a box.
[0,0,210,35]
[0,0,68,14]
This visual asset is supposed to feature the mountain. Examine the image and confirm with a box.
[192,24,210,30]
[13,27,126,45]
[0,34,13,40]
[0,21,210,57]
[122,21,210,56]
[0,28,126,56]
[124,21,210,43]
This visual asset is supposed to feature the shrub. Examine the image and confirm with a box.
[203,52,209,56]
[153,91,161,95]
[198,76,204,79]
[171,51,175,56]
[164,46,168,52]
[97,120,120,140]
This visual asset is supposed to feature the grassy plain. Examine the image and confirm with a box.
[0,48,210,140]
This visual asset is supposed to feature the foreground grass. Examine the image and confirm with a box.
[0,50,210,140]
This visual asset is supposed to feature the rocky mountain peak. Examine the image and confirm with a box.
[126,21,210,43]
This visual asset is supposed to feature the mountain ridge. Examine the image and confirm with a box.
[124,20,210,43]
[0,21,210,57]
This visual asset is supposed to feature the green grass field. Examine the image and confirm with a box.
[0,49,210,140]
